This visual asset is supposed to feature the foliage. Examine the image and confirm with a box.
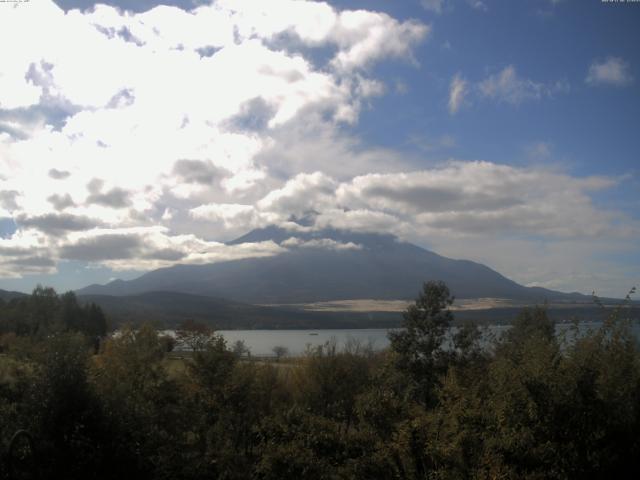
[389,280,454,406]
[0,283,638,479]
[175,318,214,352]
[0,286,107,340]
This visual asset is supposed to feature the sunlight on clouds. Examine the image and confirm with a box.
[1,0,425,227]
[281,237,362,251]
[217,0,337,43]
[58,226,286,271]
[0,0,432,279]
[0,0,636,297]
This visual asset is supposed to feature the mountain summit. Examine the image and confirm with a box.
[76,226,583,303]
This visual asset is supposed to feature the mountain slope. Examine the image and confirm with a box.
[77,226,586,303]
[0,289,28,301]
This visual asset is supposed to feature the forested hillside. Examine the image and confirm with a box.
[0,283,638,479]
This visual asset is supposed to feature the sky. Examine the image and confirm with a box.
[0,0,638,297]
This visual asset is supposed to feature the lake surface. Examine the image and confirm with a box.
[217,328,394,356]
[216,321,640,357]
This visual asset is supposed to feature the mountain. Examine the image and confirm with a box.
[0,289,28,301]
[77,226,588,304]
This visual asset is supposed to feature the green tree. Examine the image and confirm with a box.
[83,302,108,338]
[389,280,454,406]
[27,285,59,336]
[90,323,182,479]
[28,333,103,477]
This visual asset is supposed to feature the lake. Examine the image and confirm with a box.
[217,328,394,356]
[215,321,640,357]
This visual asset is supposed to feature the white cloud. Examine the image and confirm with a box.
[0,229,55,278]
[314,208,405,234]
[329,11,429,71]
[0,0,636,297]
[0,0,428,276]
[58,226,287,271]
[478,65,568,105]
[257,172,338,216]
[467,0,488,11]
[254,114,417,181]
[449,66,569,114]
[189,202,262,232]
[421,0,445,14]
[421,0,486,14]
[281,237,362,251]
[448,74,467,114]
[330,162,625,239]
[586,57,634,87]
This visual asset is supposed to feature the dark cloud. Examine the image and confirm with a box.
[0,190,20,211]
[10,256,56,268]
[173,159,227,185]
[87,178,104,193]
[0,245,32,257]
[49,168,71,180]
[60,234,142,261]
[143,248,185,261]
[17,213,100,235]
[87,188,131,208]
[224,97,276,133]
[86,179,131,208]
[0,62,79,138]
[196,46,222,58]
[364,184,523,212]
[47,193,76,210]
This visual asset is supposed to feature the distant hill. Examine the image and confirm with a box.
[77,291,401,329]
[0,289,27,301]
[77,226,590,304]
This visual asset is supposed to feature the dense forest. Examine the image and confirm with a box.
[0,282,638,479]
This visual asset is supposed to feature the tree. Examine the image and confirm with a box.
[388,280,454,406]
[232,339,250,358]
[83,302,107,338]
[27,285,59,336]
[59,291,83,332]
[272,345,289,362]
[504,305,555,347]
[176,319,212,352]
[90,323,180,478]
[29,332,103,477]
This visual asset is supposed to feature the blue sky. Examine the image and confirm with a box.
[0,0,638,297]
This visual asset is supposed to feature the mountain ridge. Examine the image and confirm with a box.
[76,226,589,303]
[0,289,28,301]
